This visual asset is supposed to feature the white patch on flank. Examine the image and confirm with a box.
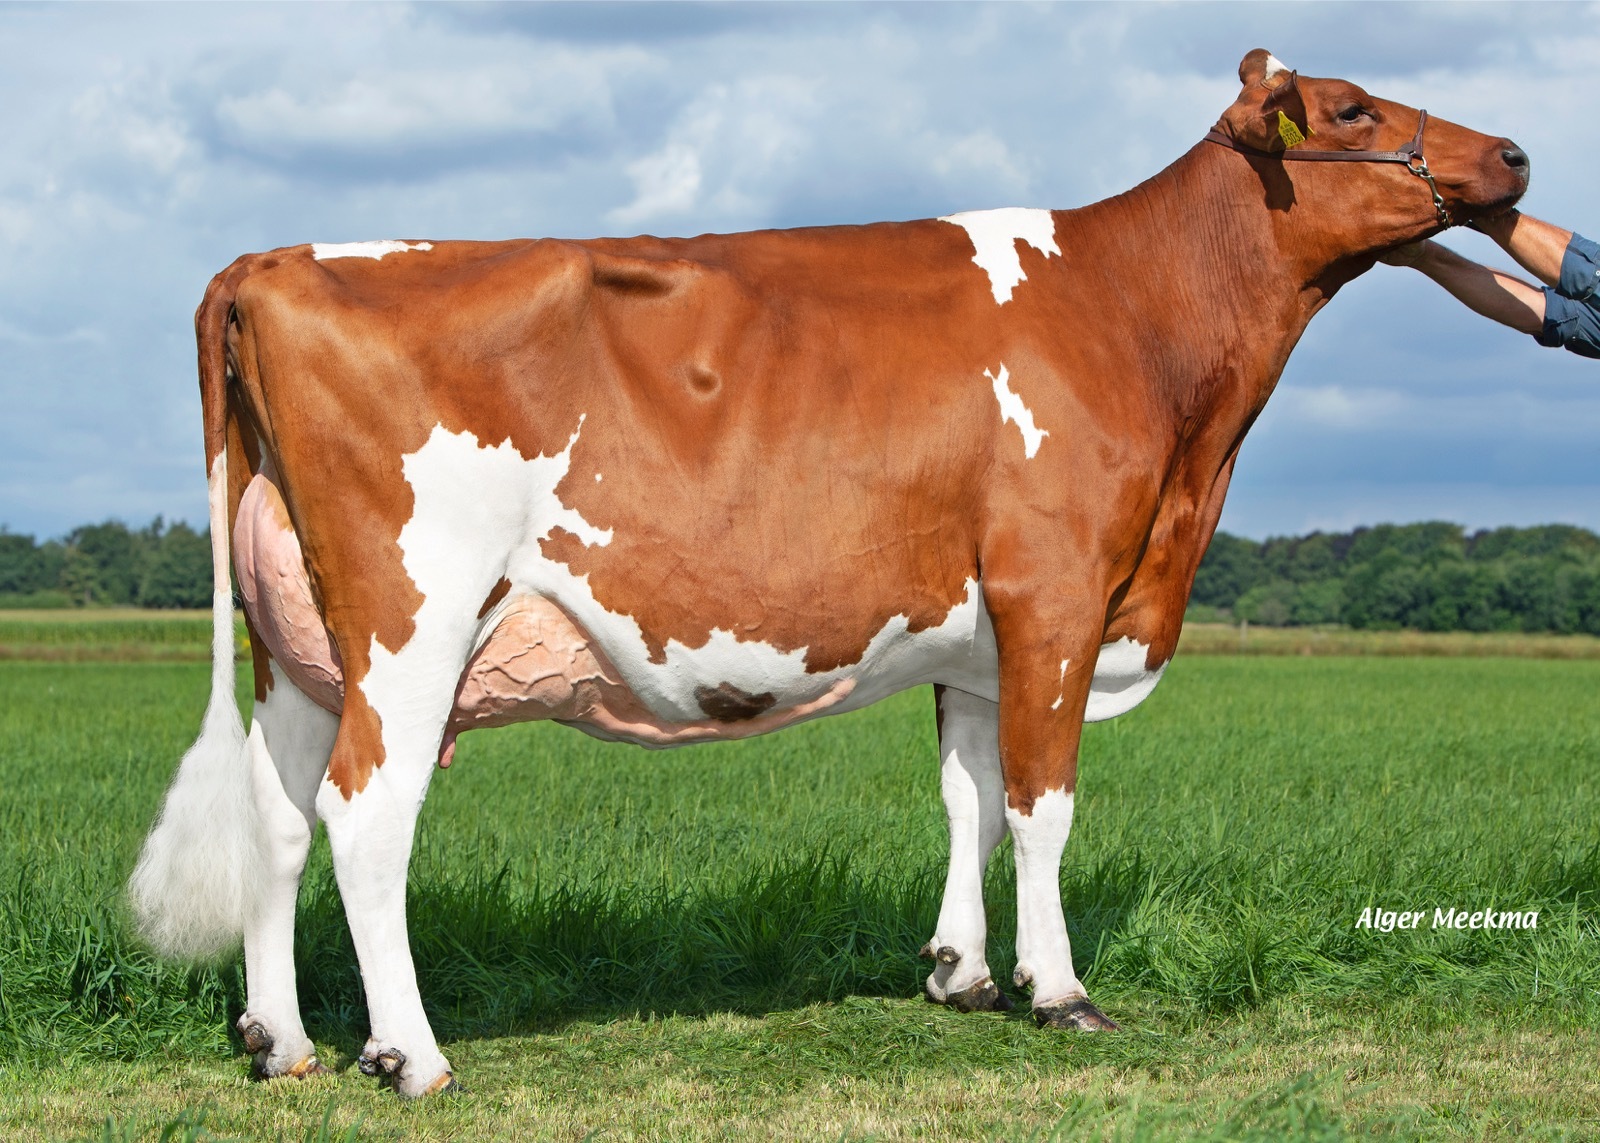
[595,472,603,482]
[1263,53,1289,80]
[1084,636,1167,722]
[363,421,1000,745]
[311,240,434,262]
[1049,659,1070,710]
[939,207,1060,304]
[1006,788,1082,1006]
[360,418,610,766]
[986,364,1048,459]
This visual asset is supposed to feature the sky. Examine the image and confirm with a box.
[2,1,1598,542]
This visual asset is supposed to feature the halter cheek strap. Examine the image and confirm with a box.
[1203,109,1452,228]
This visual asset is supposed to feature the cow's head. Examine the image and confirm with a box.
[1212,49,1528,259]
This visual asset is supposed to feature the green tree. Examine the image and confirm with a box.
[138,522,211,608]
[0,530,44,593]
[63,521,137,604]
[57,546,101,607]
[1192,532,1262,608]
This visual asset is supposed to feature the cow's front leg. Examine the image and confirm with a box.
[315,681,458,1097]
[239,669,339,1078]
[923,685,1011,1012]
[989,592,1119,1032]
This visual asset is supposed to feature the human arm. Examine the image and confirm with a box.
[1379,239,1545,335]
[1472,209,1573,289]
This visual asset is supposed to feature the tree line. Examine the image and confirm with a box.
[7,515,1600,633]
[0,519,211,609]
[1192,521,1600,633]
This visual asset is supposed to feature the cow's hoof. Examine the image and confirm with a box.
[359,1042,458,1098]
[239,1016,324,1080]
[943,976,1014,1013]
[1033,996,1120,1031]
[423,1072,463,1096]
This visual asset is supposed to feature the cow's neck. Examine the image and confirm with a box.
[1061,142,1363,433]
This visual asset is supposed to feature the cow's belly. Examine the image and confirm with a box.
[235,471,1166,751]
[233,472,997,750]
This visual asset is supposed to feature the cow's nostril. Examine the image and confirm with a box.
[1501,144,1529,171]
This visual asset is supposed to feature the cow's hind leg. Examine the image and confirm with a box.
[922,686,1011,1012]
[316,680,461,1098]
[239,669,339,1078]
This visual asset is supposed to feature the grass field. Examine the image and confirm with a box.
[1,629,1598,1138]
[12,609,1600,663]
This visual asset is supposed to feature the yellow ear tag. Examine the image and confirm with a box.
[1276,109,1311,149]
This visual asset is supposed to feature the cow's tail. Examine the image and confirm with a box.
[129,272,266,960]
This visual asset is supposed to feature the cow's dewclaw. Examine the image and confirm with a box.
[239,1020,272,1056]
[358,1045,406,1079]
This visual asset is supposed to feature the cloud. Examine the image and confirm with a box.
[1273,386,1410,430]
[609,76,817,226]
[209,49,646,174]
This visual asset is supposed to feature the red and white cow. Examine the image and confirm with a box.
[131,51,1528,1095]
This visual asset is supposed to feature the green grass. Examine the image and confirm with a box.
[0,657,1597,1139]
[0,612,221,662]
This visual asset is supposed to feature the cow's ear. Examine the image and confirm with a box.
[1238,48,1292,88]
[1218,63,1315,153]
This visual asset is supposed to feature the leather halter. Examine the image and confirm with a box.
[1203,109,1452,228]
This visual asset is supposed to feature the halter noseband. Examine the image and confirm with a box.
[1203,109,1452,228]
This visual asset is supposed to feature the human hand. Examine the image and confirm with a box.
[1467,209,1520,244]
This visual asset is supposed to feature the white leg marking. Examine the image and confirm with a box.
[928,689,1007,1002]
[985,364,1048,459]
[1007,788,1083,1007]
[939,207,1060,304]
[311,240,434,261]
[317,721,456,1096]
[240,675,339,1077]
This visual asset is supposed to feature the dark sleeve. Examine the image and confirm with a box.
[1556,232,1600,302]
[1533,233,1600,358]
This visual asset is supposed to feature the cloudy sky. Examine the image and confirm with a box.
[3,1,1598,541]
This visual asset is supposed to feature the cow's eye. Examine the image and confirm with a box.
[1337,105,1368,124]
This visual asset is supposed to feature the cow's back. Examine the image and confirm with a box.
[226,223,1059,740]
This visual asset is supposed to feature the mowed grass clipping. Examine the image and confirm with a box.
[0,656,1597,1139]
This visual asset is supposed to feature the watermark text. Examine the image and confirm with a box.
[1356,906,1538,932]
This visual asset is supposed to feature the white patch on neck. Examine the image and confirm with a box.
[939,208,1060,304]
[312,240,435,262]
[1263,54,1289,80]
[985,364,1048,459]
